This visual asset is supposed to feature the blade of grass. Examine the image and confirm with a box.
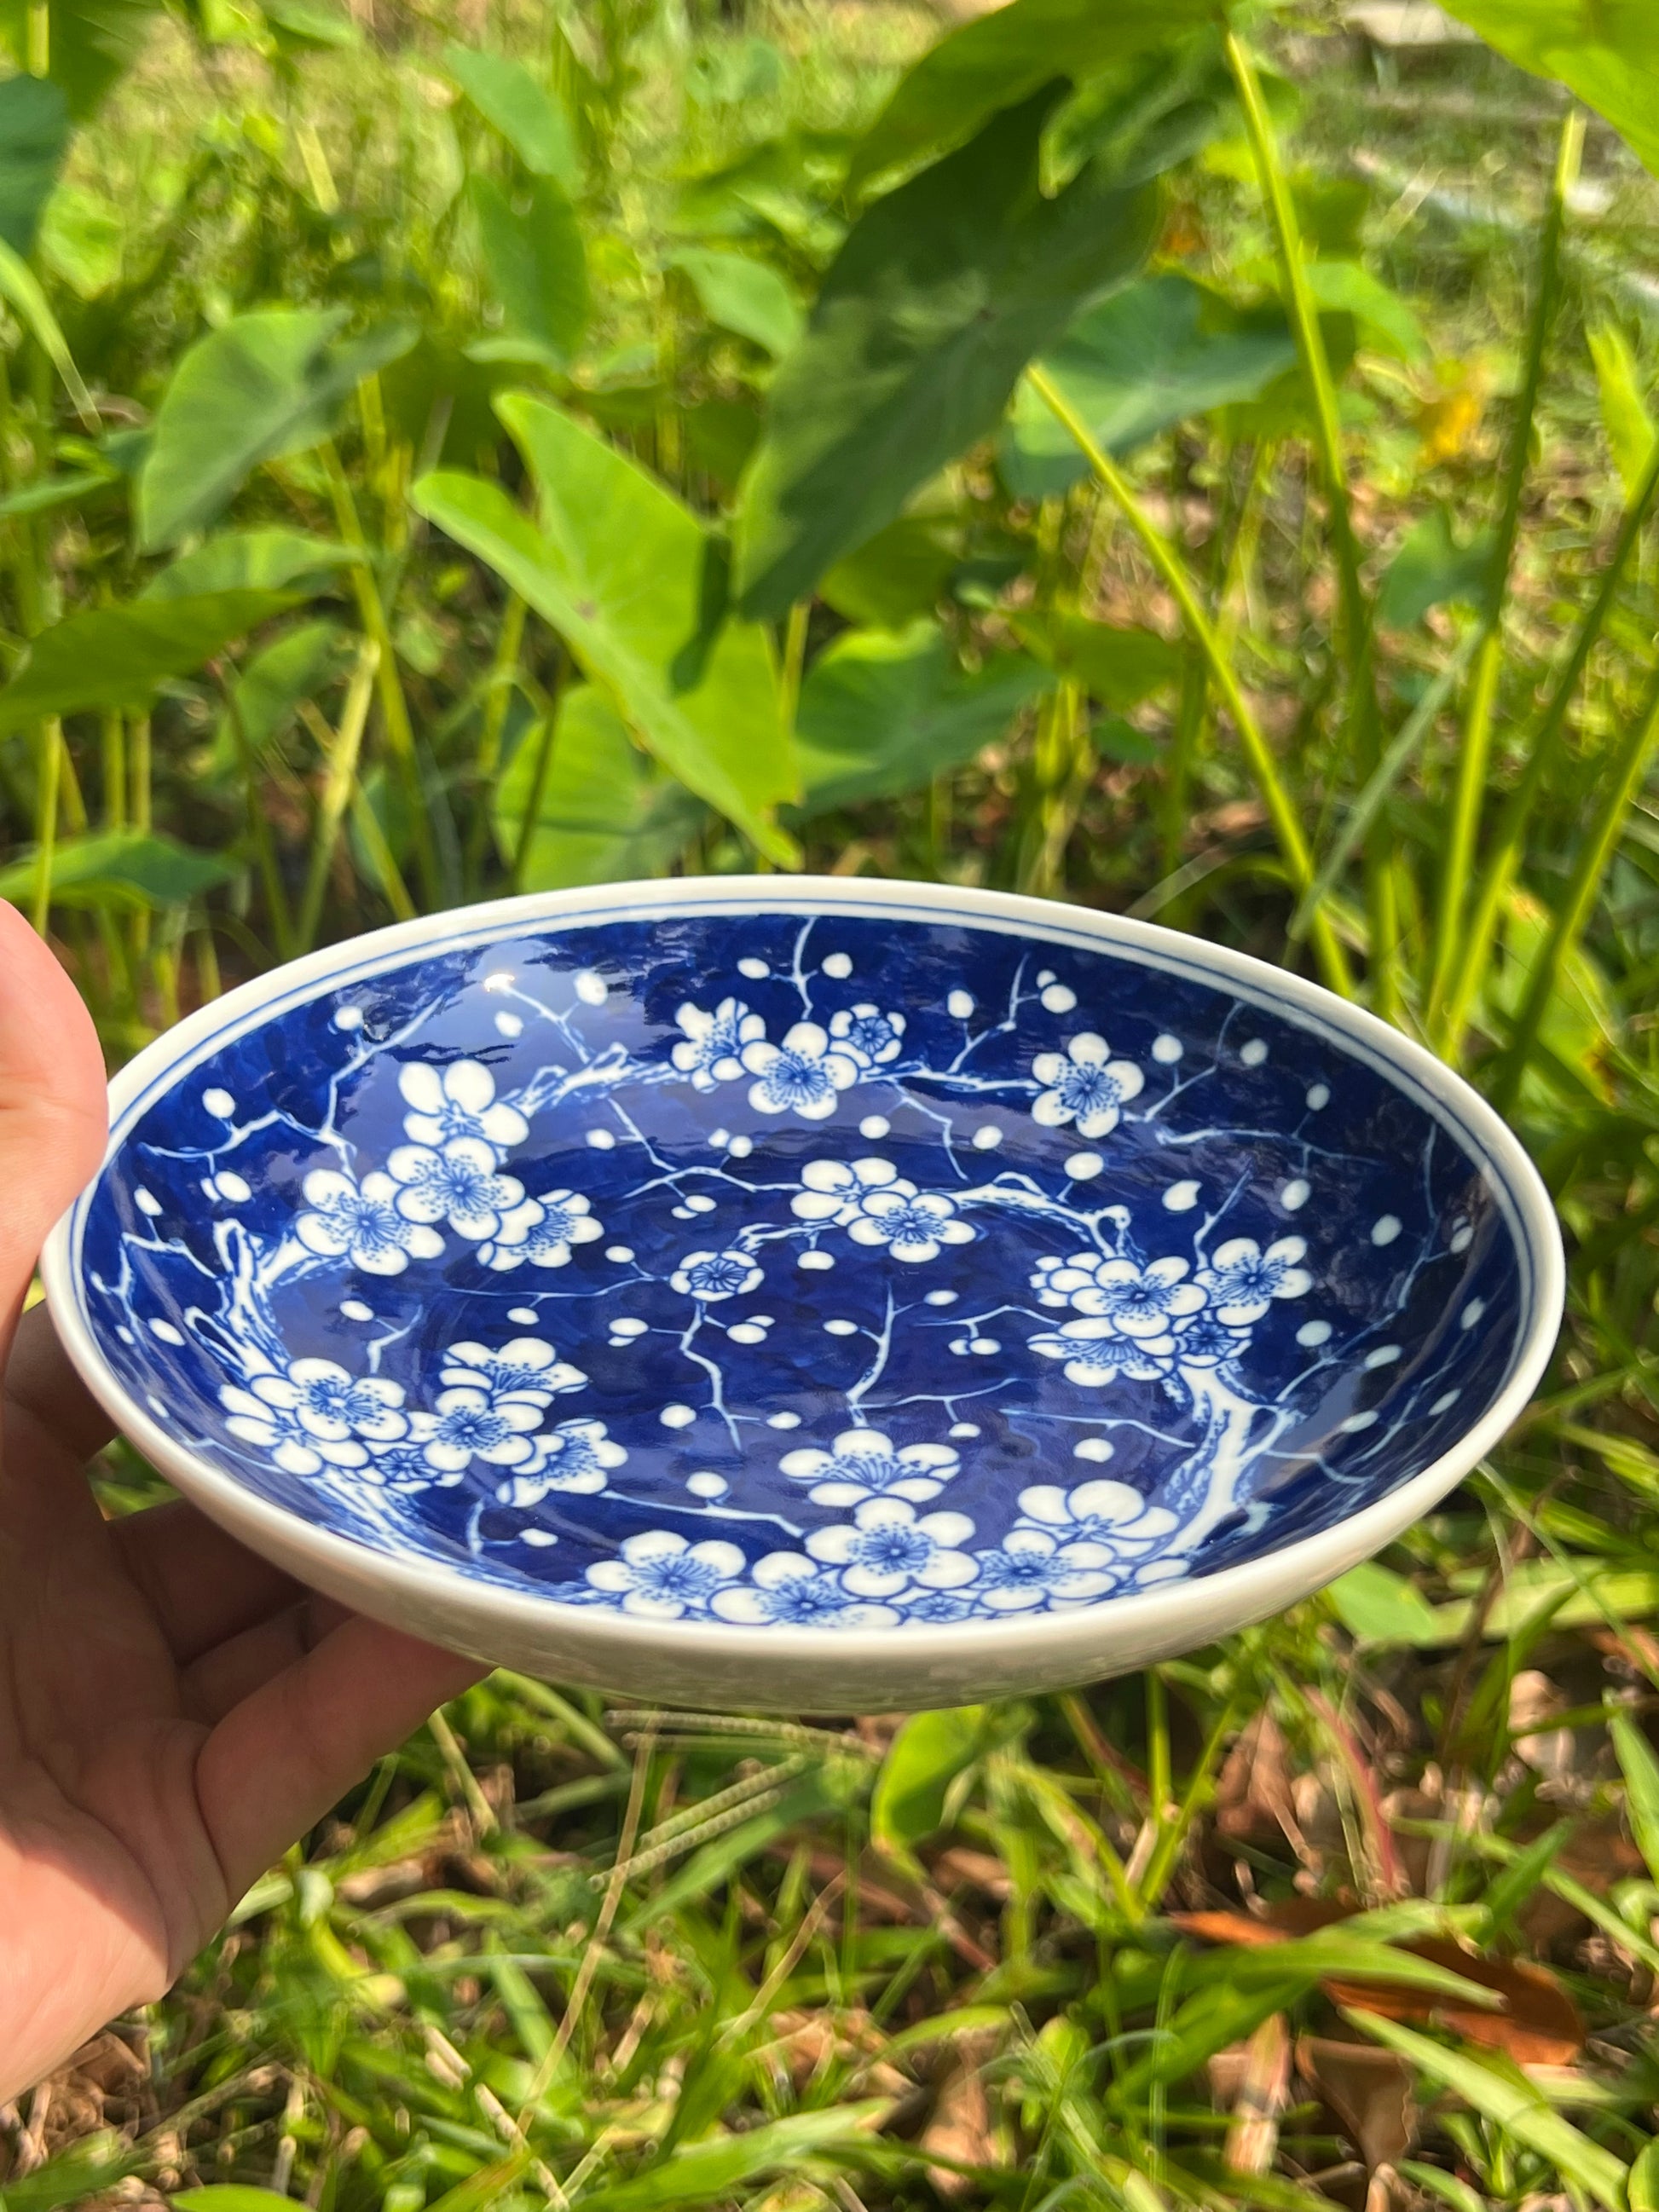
[297,638,380,953]
[28,714,60,931]
[1489,656,1659,1112]
[462,590,526,896]
[1289,627,1481,945]
[1027,362,1354,998]
[1437,427,1659,1054]
[1426,106,1584,1043]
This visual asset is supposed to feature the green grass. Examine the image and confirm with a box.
[7,0,1659,2205]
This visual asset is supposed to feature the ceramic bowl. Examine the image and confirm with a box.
[43,879,1563,1712]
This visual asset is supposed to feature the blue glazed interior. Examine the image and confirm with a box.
[72,901,1533,1631]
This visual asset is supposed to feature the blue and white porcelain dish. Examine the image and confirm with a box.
[43,879,1563,1712]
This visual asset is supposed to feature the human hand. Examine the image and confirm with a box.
[0,904,487,2104]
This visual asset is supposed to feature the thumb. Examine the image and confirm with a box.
[0,903,107,1331]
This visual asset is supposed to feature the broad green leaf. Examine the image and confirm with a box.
[795,622,1050,815]
[1300,257,1428,364]
[668,245,801,358]
[1612,1712,1659,1889]
[847,0,1215,191]
[0,72,66,256]
[447,41,579,188]
[820,509,962,629]
[1009,611,1181,706]
[1632,2140,1659,2212]
[137,309,418,549]
[1588,321,1656,503]
[571,2105,887,2212]
[214,617,350,771]
[871,1706,986,1856]
[0,829,237,909]
[1436,0,1659,181]
[0,465,115,520]
[0,2133,136,2212]
[0,0,158,115]
[1002,272,1297,500]
[1328,1562,1446,1648]
[736,87,1158,619]
[143,528,357,599]
[261,0,357,49]
[1351,2013,1627,2209]
[1378,509,1494,628]
[470,174,588,369]
[494,685,705,888]
[413,395,797,862]
[0,589,295,730]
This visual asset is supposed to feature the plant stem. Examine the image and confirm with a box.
[1426,105,1583,1043]
[218,679,293,960]
[1436,422,1659,1055]
[464,591,526,894]
[101,710,125,831]
[1029,362,1354,998]
[510,707,560,897]
[1489,660,1659,1117]
[28,713,59,931]
[322,438,441,906]
[25,0,46,76]
[779,599,809,734]
[298,640,379,952]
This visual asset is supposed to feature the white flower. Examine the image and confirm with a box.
[971,1528,1120,1613]
[295,1167,444,1276]
[221,1380,371,1477]
[901,1588,978,1623]
[805,1498,978,1601]
[1016,1477,1180,1555]
[398,1058,528,1154]
[742,1022,860,1119]
[791,1156,899,1226]
[494,1418,627,1507]
[438,1337,587,1407]
[584,1530,747,1619]
[248,1357,408,1444]
[1031,1319,1175,1389]
[670,1248,764,1301]
[1031,1033,1144,1139]
[388,1138,525,1241]
[828,1004,906,1069]
[479,1187,604,1272]
[1035,1251,1205,1337]
[672,998,765,1089]
[779,1427,960,1508]
[1196,1236,1313,1325]
[712,1553,900,1628]
[408,1388,545,1474]
[847,1183,975,1264]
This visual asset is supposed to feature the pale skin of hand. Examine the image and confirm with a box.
[0,901,487,2105]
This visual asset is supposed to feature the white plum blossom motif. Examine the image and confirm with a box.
[398,1059,528,1154]
[670,1248,765,1301]
[672,998,765,1089]
[791,1156,899,1227]
[1031,1033,1144,1140]
[798,1165,975,1264]
[805,1499,978,1601]
[388,1139,525,1241]
[1015,1478,1180,1556]
[584,1530,746,1618]
[220,1368,394,1476]
[1196,1237,1313,1325]
[828,1003,906,1069]
[256,1356,408,1444]
[779,1427,960,1507]
[295,1168,444,1276]
[408,1387,546,1476]
[495,1418,627,1507]
[742,1022,860,1119]
[479,1188,604,1272]
[1171,1311,1251,1370]
[1031,1319,1175,1389]
[438,1337,586,1407]
[970,1528,1120,1612]
[711,1553,900,1628]
[1034,1251,1205,1336]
